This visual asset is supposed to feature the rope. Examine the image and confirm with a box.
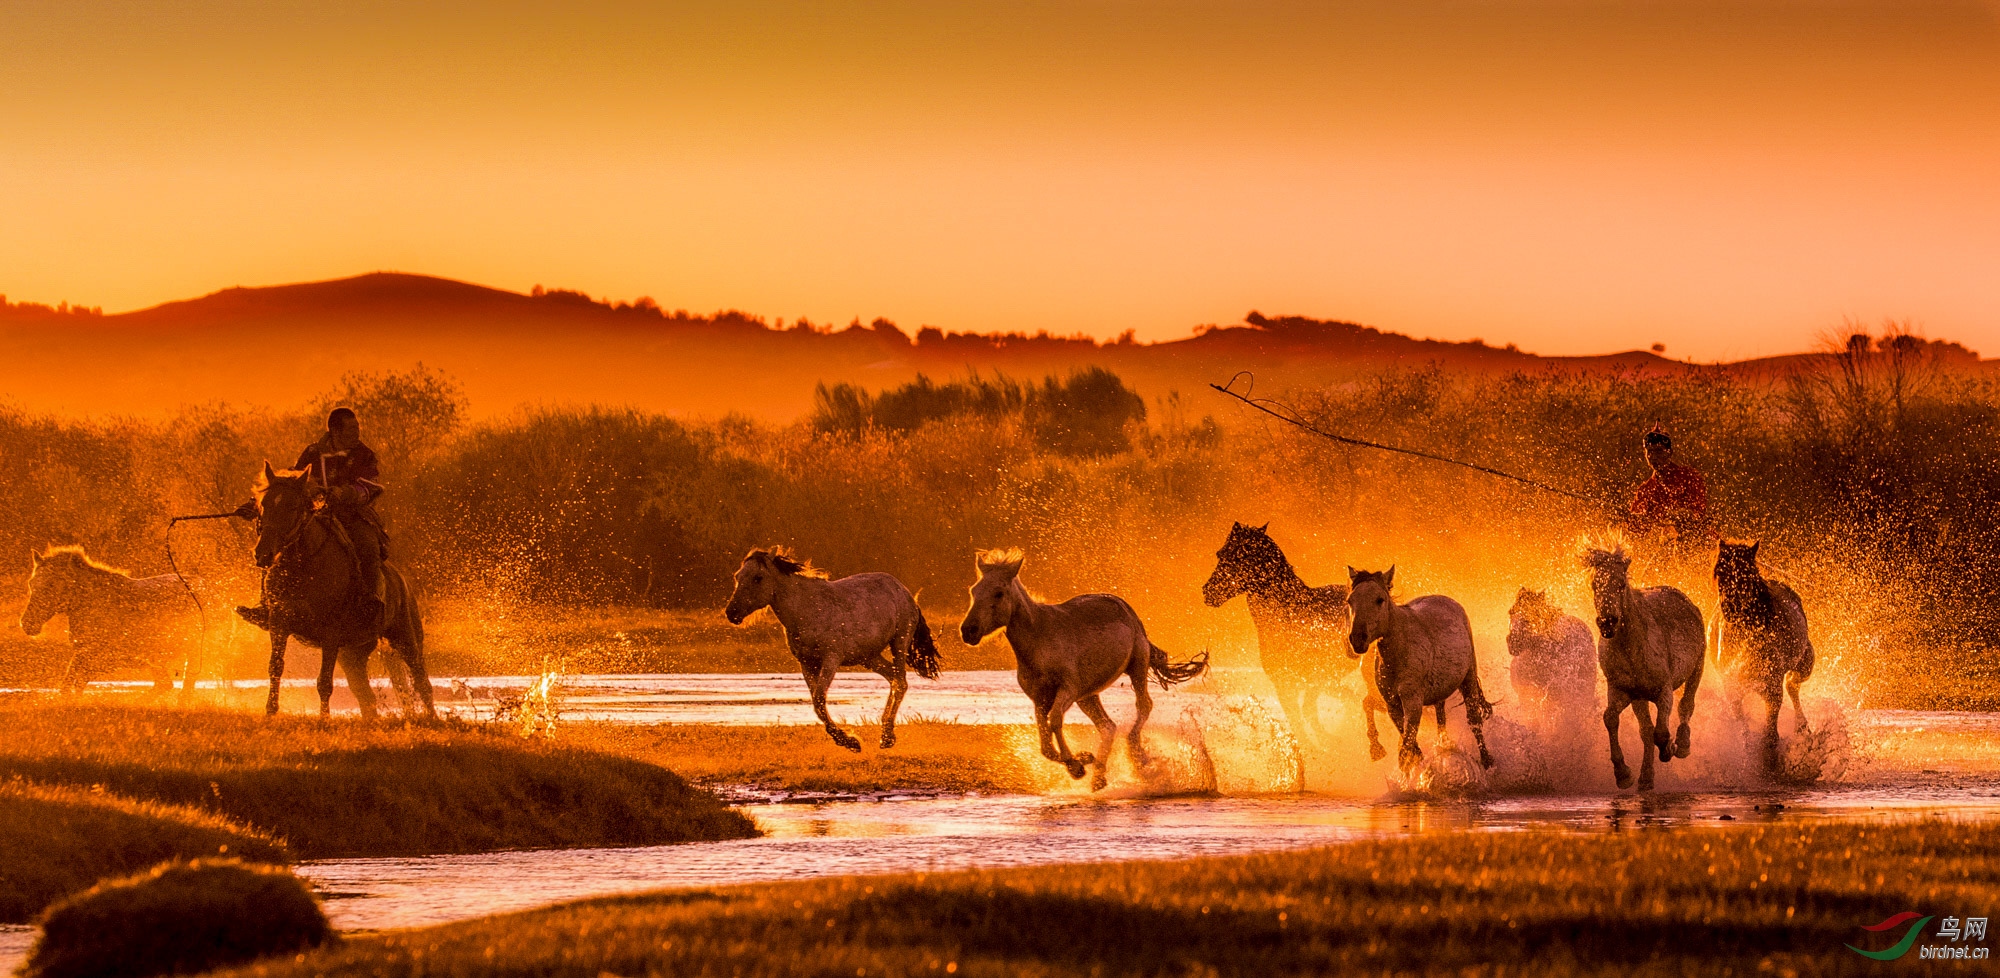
[167,510,243,697]
[1208,372,1613,507]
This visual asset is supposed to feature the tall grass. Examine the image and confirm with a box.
[4,339,1997,702]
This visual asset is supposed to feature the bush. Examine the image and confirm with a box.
[23,859,329,978]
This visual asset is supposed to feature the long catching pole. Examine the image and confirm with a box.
[1207,372,1613,508]
[167,509,245,697]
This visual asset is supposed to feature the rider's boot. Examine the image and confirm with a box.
[236,603,271,630]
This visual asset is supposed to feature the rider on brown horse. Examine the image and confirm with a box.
[237,407,387,628]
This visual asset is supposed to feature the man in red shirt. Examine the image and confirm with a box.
[1629,427,1708,546]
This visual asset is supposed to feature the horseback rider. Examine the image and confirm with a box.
[237,407,387,629]
[1627,426,1709,555]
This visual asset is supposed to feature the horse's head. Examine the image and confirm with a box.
[20,548,66,637]
[1202,521,1275,607]
[252,461,315,569]
[1713,539,1761,596]
[1580,543,1633,640]
[1345,565,1395,657]
[961,548,1026,645]
[725,548,815,624]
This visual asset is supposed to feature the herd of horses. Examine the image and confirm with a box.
[16,462,1815,795]
[721,523,1816,794]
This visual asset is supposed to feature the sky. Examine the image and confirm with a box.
[4,0,1998,360]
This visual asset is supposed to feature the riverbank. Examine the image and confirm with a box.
[218,818,2000,976]
[0,704,756,859]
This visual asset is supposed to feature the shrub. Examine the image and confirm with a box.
[23,859,329,978]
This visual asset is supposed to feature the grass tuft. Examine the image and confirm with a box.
[24,858,329,978]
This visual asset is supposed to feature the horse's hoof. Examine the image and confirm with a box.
[837,738,863,753]
[1614,770,1634,790]
[1090,772,1108,791]
[1064,760,1087,780]
[1657,746,1673,764]
[879,733,897,750]
[1673,741,1692,760]
[1369,743,1387,762]
[1637,778,1655,793]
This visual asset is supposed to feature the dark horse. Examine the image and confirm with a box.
[249,462,435,718]
[1714,540,1814,773]
[1203,522,1388,760]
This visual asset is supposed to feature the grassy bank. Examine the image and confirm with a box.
[220,819,2000,977]
[0,704,755,858]
[571,722,1054,796]
[0,780,287,924]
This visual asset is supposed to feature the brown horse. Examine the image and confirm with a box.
[1202,522,1388,759]
[1714,540,1815,773]
[248,462,434,719]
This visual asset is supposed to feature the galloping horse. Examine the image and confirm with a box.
[1582,540,1704,791]
[1506,587,1598,719]
[1346,566,1494,773]
[19,546,198,693]
[249,462,434,719]
[724,548,941,751]
[961,548,1208,790]
[1714,540,1815,773]
[1202,522,1388,759]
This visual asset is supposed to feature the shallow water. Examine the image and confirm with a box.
[5,670,1998,973]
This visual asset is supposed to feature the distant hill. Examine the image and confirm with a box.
[0,272,1982,420]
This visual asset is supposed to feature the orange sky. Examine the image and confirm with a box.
[4,1,1997,360]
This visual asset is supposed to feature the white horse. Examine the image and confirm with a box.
[1714,540,1815,773]
[19,546,200,693]
[1582,541,1705,791]
[1345,566,1494,773]
[724,548,940,751]
[959,548,1207,790]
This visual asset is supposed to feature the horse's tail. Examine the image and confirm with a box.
[1149,643,1210,690]
[909,609,942,680]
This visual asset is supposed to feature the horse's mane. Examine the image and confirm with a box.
[37,544,132,578]
[975,547,1025,574]
[1349,567,1393,591]
[1578,532,1631,574]
[750,547,827,579]
[1228,524,1293,571]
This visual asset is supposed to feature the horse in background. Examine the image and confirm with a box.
[249,462,434,719]
[725,548,941,751]
[1346,566,1494,773]
[19,546,200,693]
[1506,587,1598,719]
[1582,540,1705,791]
[962,548,1207,790]
[1202,522,1388,760]
[1714,540,1815,773]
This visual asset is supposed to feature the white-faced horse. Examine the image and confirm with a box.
[724,548,940,751]
[1714,540,1815,773]
[1346,566,1494,773]
[1582,541,1705,791]
[960,548,1207,790]
[19,546,199,693]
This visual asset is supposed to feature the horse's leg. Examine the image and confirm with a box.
[1650,689,1675,764]
[1394,692,1424,773]
[317,644,342,718]
[806,656,860,752]
[1074,694,1117,791]
[1047,687,1087,780]
[1785,671,1809,735]
[340,645,379,721]
[265,632,288,716]
[1631,698,1659,791]
[871,654,909,750]
[1363,688,1388,761]
[1432,702,1451,751]
[1674,655,1703,759]
[1604,688,1633,790]
[1462,674,1495,770]
[1759,678,1784,774]
[1126,663,1155,770]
